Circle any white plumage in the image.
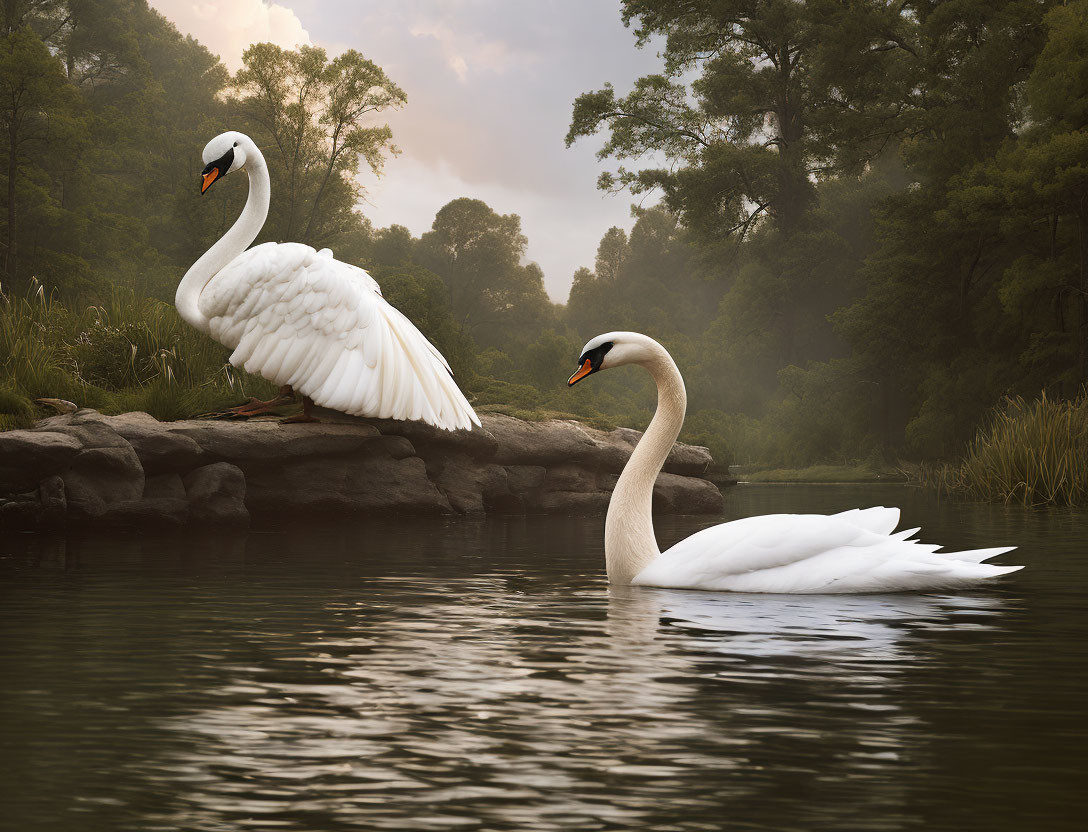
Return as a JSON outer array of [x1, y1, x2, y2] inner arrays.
[[567, 331, 1024, 593], [204, 242, 476, 430], [634, 506, 1021, 593], [177, 131, 479, 432]]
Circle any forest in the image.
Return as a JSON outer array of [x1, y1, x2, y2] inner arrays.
[[2, 0, 1087, 501]]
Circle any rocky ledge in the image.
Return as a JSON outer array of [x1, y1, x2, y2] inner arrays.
[[0, 408, 724, 530]]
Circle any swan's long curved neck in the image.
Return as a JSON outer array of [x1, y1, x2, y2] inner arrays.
[[605, 344, 687, 584], [175, 150, 269, 333]]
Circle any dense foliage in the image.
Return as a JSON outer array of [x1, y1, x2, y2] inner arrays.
[[3, 0, 1088, 494], [566, 0, 1088, 474]]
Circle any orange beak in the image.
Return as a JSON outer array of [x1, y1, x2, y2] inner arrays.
[[568, 359, 593, 386], [201, 168, 219, 194]]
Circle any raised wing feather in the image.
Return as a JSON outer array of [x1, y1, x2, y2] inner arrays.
[[199, 242, 479, 431]]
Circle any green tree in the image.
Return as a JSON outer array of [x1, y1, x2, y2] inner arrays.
[[988, 0, 1088, 384], [370, 223, 413, 267], [832, 0, 1061, 454], [232, 43, 405, 247], [0, 24, 81, 296], [566, 0, 915, 241], [417, 197, 553, 348], [566, 226, 628, 337]]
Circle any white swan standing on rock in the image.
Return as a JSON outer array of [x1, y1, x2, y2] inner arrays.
[[177, 131, 479, 430], [567, 331, 1024, 593]]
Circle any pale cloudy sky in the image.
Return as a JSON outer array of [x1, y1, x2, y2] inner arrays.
[[148, 0, 664, 301]]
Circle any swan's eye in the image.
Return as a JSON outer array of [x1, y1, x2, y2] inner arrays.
[[233, 142, 238, 147]]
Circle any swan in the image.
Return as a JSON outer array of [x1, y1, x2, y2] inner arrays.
[[567, 331, 1024, 593], [177, 131, 479, 430]]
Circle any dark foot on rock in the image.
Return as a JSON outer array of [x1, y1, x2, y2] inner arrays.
[[198, 386, 296, 419], [280, 395, 319, 424]]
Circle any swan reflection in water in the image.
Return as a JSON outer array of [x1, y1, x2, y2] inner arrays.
[[146, 578, 1011, 831], [608, 584, 1007, 660]]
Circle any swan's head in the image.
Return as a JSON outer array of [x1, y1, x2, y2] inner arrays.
[[199, 131, 254, 195], [568, 331, 661, 386]]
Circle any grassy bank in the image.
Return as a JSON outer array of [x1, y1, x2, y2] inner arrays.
[[0, 285, 277, 430], [914, 393, 1088, 507]]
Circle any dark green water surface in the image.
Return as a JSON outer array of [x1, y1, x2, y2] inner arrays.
[[1, 484, 1085, 831]]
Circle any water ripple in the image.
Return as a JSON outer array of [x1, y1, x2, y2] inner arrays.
[[2, 487, 1086, 831]]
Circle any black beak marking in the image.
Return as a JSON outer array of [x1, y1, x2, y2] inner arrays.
[[568, 341, 613, 387], [200, 146, 235, 195]]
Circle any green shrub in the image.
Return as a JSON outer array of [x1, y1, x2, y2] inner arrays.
[[917, 393, 1088, 506], [0, 284, 276, 429]]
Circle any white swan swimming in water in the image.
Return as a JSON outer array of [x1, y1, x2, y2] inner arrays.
[[177, 130, 479, 430], [568, 331, 1024, 593]]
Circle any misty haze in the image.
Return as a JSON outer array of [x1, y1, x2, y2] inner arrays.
[[1, 2, 1086, 830]]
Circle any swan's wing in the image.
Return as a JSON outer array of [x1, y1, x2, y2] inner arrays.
[[634, 509, 1022, 593], [637, 513, 880, 587], [202, 242, 479, 431], [831, 506, 900, 534]]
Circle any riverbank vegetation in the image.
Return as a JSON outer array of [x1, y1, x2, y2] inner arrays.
[[913, 395, 1088, 506], [0, 284, 276, 429], [3, 0, 1088, 502]]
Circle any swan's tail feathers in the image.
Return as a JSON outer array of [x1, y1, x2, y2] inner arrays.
[[836, 506, 901, 535], [934, 546, 1023, 586], [986, 564, 1025, 576], [943, 545, 1018, 564], [948, 561, 1024, 583], [888, 527, 921, 542]]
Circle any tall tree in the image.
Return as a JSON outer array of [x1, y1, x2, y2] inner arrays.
[[417, 197, 553, 348], [986, 0, 1088, 385], [0, 17, 80, 296], [232, 43, 405, 246], [566, 226, 628, 337], [566, 0, 916, 241], [833, 0, 1060, 454]]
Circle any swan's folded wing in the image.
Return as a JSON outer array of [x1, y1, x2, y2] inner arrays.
[[831, 506, 900, 535], [635, 513, 881, 590], [203, 243, 479, 431], [634, 509, 1021, 593]]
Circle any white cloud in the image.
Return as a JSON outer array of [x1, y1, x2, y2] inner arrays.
[[150, 0, 311, 70], [408, 17, 527, 82], [152, 0, 666, 300]]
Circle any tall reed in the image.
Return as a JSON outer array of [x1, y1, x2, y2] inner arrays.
[[1, 283, 275, 427], [917, 393, 1088, 507]]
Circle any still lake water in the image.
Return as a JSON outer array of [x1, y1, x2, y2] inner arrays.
[[1, 484, 1085, 831]]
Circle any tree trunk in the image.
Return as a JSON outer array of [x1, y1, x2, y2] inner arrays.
[[302, 130, 343, 243]]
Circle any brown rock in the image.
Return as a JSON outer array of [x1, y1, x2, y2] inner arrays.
[[597, 426, 712, 475], [484, 414, 600, 467], [242, 454, 450, 516], [543, 463, 601, 492], [505, 465, 546, 494], [38, 475, 66, 526], [651, 472, 725, 514], [0, 498, 42, 528], [169, 420, 412, 462], [530, 490, 611, 514], [143, 473, 187, 501], [0, 430, 82, 492], [109, 413, 206, 475], [183, 463, 248, 527], [61, 445, 144, 520], [426, 451, 509, 514]]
